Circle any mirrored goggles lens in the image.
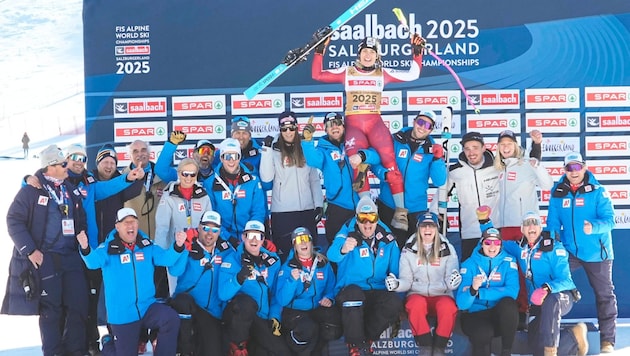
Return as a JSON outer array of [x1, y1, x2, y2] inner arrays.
[[197, 146, 214, 155], [293, 234, 312, 245], [415, 117, 434, 130], [245, 232, 264, 241], [357, 212, 379, 224], [221, 152, 241, 161], [325, 118, 344, 128], [201, 225, 220, 233], [181, 171, 197, 178], [483, 239, 502, 246], [565, 163, 584, 172], [522, 218, 541, 226], [68, 154, 87, 163], [280, 126, 297, 132]]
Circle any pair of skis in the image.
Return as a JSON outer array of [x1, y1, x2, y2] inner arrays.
[[243, 0, 376, 100]]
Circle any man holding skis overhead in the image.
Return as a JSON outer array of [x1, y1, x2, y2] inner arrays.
[[312, 32, 425, 232]]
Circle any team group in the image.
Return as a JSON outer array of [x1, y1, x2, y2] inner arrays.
[[2, 33, 617, 356]]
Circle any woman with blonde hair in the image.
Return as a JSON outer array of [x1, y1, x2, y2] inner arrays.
[[387, 212, 460, 356]]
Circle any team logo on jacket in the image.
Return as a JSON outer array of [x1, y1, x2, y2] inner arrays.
[[236, 190, 246, 198], [331, 151, 341, 160], [562, 199, 571, 208], [193, 202, 202, 211], [398, 149, 408, 158], [135, 252, 144, 261], [222, 191, 231, 200], [490, 272, 502, 281], [507, 172, 517, 181], [215, 256, 222, 264], [120, 254, 131, 264], [575, 198, 584, 206], [38, 196, 49, 205], [533, 251, 542, 260], [317, 272, 324, 280], [178, 203, 185, 212], [413, 153, 423, 162], [360, 248, 369, 257]]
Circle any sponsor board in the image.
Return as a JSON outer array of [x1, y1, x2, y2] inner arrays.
[[466, 113, 520, 134], [231, 94, 285, 115], [541, 161, 569, 181], [525, 112, 580, 133], [467, 89, 520, 110], [407, 113, 462, 136], [537, 189, 551, 207], [586, 160, 630, 181], [585, 111, 630, 131], [381, 115, 404, 133], [113, 97, 167, 118], [407, 90, 462, 111], [172, 145, 196, 165], [585, 86, 630, 107], [290, 92, 344, 112], [481, 136, 520, 154], [114, 45, 151, 55], [529, 136, 581, 159], [381, 91, 402, 112], [171, 95, 226, 117], [613, 209, 630, 230], [249, 117, 282, 138], [114, 121, 168, 142], [172, 119, 226, 140], [296, 116, 326, 139], [114, 145, 163, 167], [601, 184, 630, 206], [585, 136, 630, 157], [524, 88, 580, 109]]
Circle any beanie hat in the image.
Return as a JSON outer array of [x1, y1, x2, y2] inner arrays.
[[96, 144, 118, 165], [482, 227, 501, 240], [498, 130, 517, 143], [355, 196, 378, 215], [220, 138, 241, 155], [40, 145, 65, 169], [231, 116, 251, 133], [460, 132, 484, 146], [278, 111, 298, 127], [64, 143, 87, 158]]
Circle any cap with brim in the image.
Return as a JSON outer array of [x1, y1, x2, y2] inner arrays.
[[40, 145, 66, 169], [521, 211, 542, 226], [291, 227, 312, 244], [417, 212, 438, 226], [415, 110, 437, 124], [200, 211, 221, 226], [64, 143, 87, 158], [220, 138, 241, 155], [323, 112, 343, 125], [460, 132, 485, 146], [564, 152, 584, 166], [482, 227, 501, 240], [231, 116, 251, 133], [498, 130, 517, 143], [195, 139, 215, 150], [244, 220, 265, 233], [116, 207, 138, 222]]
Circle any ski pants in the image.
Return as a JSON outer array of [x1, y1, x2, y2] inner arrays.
[[460, 297, 519, 356], [324, 203, 355, 246], [102, 302, 180, 356], [569, 255, 617, 345], [169, 292, 224, 356], [344, 113, 403, 195], [335, 284, 403, 345], [222, 294, 291, 355], [281, 305, 343, 354], [38, 251, 88, 356], [528, 291, 579, 356], [405, 294, 457, 340]]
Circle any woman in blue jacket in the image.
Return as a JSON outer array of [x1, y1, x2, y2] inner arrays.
[[456, 228, 520, 356]]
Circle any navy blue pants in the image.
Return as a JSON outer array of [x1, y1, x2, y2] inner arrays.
[[102, 302, 180, 356], [528, 291, 579, 355], [38, 252, 88, 356], [569, 255, 617, 344], [281, 305, 343, 354], [170, 292, 224, 356]]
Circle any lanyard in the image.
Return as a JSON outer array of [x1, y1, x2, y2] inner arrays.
[[144, 170, 153, 192], [478, 264, 500, 288], [301, 256, 320, 282], [524, 240, 541, 281], [183, 198, 192, 228], [44, 184, 69, 216], [215, 175, 242, 205]]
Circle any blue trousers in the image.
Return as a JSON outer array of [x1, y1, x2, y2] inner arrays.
[[569, 255, 617, 344], [102, 302, 180, 356], [528, 291, 579, 355]]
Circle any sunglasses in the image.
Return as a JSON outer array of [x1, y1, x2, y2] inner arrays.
[[418, 222, 436, 229], [221, 152, 241, 161], [357, 212, 379, 224], [180, 171, 197, 178], [415, 117, 434, 130], [565, 163, 584, 172], [201, 225, 220, 233], [68, 154, 87, 163], [293, 234, 312, 245], [483, 239, 502, 246], [522, 218, 541, 226], [280, 126, 297, 132], [197, 146, 214, 156], [325, 118, 344, 128], [245, 232, 264, 241], [53, 161, 68, 168]]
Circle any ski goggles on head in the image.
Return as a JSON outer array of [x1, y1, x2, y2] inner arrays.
[[197, 146, 214, 156], [68, 154, 87, 163], [180, 171, 197, 178], [414, 117, 434, 130], [245, 232, 264, 241], [564, 163, 584, 172], [482, 239, 502, 246], [293, 233, 312, 245], [201, 225, 220, 233], [280, 125, 297, 132], [221, 152, 241, 161], [357, 212, 379, 224]]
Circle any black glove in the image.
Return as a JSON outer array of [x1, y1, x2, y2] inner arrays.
[[237, 254, 254, 284], [169, 130, 187, 145], [263, 135, 274, 148], [347, 231, 363, 246], [314, 207, 323, 223], [411, 33, 426, 56], [313, 26, 332, 55]]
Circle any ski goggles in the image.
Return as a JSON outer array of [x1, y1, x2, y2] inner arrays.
[[280, 125, 297, 132], [180, 171, 197, 178], [483, 239, 502, 246], [565, 163, 584, 172], [357, 212, 379, 224], [414, 117, 434, 130], [201, 225, 220, 233], [522, 218, 541, 226], [245, 232, 264, 241], [293, 233, 312, 245], [325, 118, 344, 128], [221, 152, 241, 161], [67, 154, 87, 163], [197, 146, 214, 156]]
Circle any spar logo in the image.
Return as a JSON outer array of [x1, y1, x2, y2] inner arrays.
[[234, 99, 274, 109], [349, 79, 377, 86], [116, 151, 157, 161], [469, 118, 516, 129], [176, 125, 215, 134], [545, 166, 565, 177], [527, 117, 577, 128], [591, 165, 628, 175], [114, 97, 167, 118], [587, 142, 628, 151], [409, 95, 449, 105], [609, 190, 628, 200], [586, 92, 627, 101], [116, 127, 165, 137], [174, 101, 213, 111], [527, 94, 571, 103]]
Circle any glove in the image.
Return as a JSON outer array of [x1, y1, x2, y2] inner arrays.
[[313, 26, 332, 55], [271, 318, 282, 336], [347, 231, 363, 246], [431, 143, 444, 160], [169, 130, 186, 145], [385, 169, 402, 183], [237, 254, 254, 284], [314, 37, 331, 55], [476, 205, 491, 221], [314, 207, 323, 223], [530, 287, 549, 306], [411, 33, 426, 56], [262, 135, 274, 148], [385, 273, 399, 291], [447, 269, 462, 290], [302, 123, 315, 141]]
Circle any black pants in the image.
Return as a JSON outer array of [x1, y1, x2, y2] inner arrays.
[[460, 297, 519, 356], [169, 292, 224, 356], [281, 306, 343, 355], [460, 238, 481, 262], [324, 203, 355, 246], [85, 268, 103, 348], [335, 285, 403, 345]]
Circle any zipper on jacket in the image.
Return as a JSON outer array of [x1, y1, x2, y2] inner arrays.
[[132, 255, 141, 320]]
